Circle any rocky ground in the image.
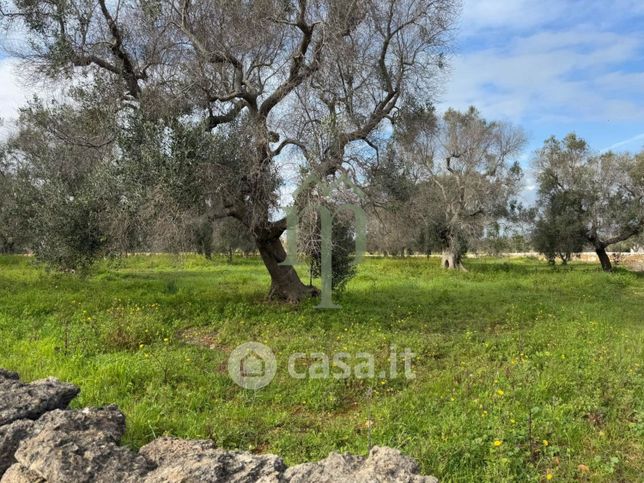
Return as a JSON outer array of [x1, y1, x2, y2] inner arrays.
[[0, 369, 437, 482]]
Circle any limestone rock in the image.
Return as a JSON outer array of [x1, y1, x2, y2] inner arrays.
[[4, 406, 152, 483], [140, 437, 285, 483], [284, 446, 438, 483], [1, 465, 45, 483], [0, 420, 36, 475], [0, 370, 439, 483], [0, 377, 79, 426]]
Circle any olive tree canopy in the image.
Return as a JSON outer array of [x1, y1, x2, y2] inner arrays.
[[398, 106, 525, 270], [533, 134, 644, 271], [1, 0, 459, 300]]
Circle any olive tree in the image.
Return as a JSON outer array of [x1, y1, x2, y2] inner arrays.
[[1, 79, 258, 266], [2, 0, 458, 300], [404, 107, 525, 270], [533, 134, 644, 271], [1, 95, 119, 270], [532, 191, 586, 265]]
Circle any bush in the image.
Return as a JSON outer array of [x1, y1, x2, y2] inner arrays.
[[306, 210, 358, 292]]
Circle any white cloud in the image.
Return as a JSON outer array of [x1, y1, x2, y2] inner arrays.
[[439, 27, 644, 124], [459, 0, 565, 32], [459, 0, 644, 35]]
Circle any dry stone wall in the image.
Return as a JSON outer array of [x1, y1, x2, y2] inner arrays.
[[0, 370, 437, 483]]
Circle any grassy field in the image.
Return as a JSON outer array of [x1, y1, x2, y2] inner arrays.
[[0, 254, 642, 482]]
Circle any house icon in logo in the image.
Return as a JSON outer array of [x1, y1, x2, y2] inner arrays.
[[240, 350, 266, 377], [228, 342, 277, 390]]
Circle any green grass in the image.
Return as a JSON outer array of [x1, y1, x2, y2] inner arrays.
[[0, 254, 642, 482]]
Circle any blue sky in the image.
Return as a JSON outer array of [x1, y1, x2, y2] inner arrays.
[[438, 0, 644, 159], [429, 0, 644, 198], [2, 0, 644, 196]]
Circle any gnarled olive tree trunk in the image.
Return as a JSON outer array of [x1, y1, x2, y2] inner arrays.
[[594, 245, 612, 272], [441, 250, 467, 271], [256, 236, 318, 302], [441, 237, 467, 271]]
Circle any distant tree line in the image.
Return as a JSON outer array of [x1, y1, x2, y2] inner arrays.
[[2, 97, 641, 276], [0, 0, 642, 303], [363, 123, 644, 273]]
